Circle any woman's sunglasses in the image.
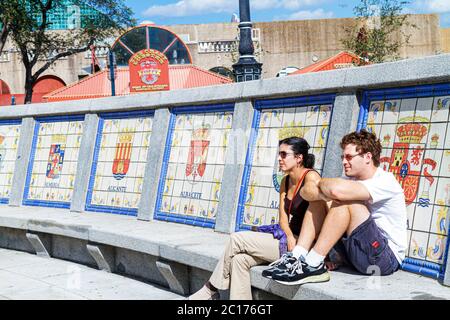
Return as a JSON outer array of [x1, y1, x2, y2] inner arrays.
[[278, 151, 295, 159]]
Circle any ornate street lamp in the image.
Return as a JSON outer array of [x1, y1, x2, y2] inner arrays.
[[107, 50, 117, 96], [232, 0, 262, 82]]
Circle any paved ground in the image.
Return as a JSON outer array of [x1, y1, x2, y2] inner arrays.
[[0, 248, 185, 300]]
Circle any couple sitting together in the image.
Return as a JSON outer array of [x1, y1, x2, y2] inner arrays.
[[190, 130, 407, 300]]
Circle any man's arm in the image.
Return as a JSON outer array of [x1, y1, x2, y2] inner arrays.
[[318, 178, 371, 202], [299, 171, 323, 202]]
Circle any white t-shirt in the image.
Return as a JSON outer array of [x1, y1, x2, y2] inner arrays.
[[356, 167, 407, 264]]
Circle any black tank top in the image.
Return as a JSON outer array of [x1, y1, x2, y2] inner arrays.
[[284, 175, 310, 236]]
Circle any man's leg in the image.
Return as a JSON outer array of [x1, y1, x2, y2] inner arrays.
[[272, 202, 370, 285], [312, 202, 370, 257]]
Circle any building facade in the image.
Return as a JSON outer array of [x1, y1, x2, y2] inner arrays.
[[0, 14, 445, 104]]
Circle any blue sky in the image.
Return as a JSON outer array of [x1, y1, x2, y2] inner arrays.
[[124, 0, 450, 27]]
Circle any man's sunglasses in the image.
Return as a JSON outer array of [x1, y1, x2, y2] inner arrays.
[[341, 153, 364, 161]]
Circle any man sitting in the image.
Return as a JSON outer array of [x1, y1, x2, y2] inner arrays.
[[271, 130, 407, 285]]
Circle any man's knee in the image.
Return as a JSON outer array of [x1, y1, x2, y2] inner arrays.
[[330, 201, 368, 213]]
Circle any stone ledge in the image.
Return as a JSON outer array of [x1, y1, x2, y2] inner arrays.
[[1, 206, 449, 300]]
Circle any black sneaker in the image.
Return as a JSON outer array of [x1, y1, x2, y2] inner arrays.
[[262, 252, 297, 279], [272, 259, 330, 285]]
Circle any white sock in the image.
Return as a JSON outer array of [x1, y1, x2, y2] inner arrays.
[[305, 249, 326, 267], [291, 245, 308, 259]]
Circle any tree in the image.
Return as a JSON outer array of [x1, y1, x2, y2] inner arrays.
[[4, 0, 135, 103], [342, 0, 417, 65], [0, 0, 15, 53]]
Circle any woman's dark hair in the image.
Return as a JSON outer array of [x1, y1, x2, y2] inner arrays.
[[279, 136, 315, 169]]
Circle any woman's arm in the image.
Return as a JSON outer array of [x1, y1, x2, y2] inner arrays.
[[278, 176, 297, 251]]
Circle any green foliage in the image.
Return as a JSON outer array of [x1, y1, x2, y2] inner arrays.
[[1, 0, 136, 103], [342, 0, 417, 65]]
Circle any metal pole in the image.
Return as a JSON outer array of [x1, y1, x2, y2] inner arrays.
[[109, 51, 116, 96], [232, 0, 262, 82]]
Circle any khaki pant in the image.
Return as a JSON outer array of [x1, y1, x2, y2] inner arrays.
[[209, 231, 280, 300]]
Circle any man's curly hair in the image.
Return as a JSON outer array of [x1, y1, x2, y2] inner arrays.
[[340, 129, 382, 167]]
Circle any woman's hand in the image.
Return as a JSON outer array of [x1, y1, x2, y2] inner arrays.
[[287, 235, 297, 252]]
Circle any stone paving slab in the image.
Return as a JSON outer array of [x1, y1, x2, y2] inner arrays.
[[0, 249, 184, 300]]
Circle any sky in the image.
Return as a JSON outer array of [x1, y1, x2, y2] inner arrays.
[[124, 0, 450, 27]]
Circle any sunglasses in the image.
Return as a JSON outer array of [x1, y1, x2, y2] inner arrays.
[[278, 151, 295, 159], [341, 153, 364, 161]]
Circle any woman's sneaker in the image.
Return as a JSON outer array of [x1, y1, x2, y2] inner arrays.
[[262, 252, 298, 279], [272, 259, 330, 285]]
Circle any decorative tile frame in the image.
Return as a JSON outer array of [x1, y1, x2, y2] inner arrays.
[[361, 83, 450, 280], [154, 103, 235, 228], [22, 115, 85, 209], [0, 119, 22, 204], [85, 110, 154, 216], [235, 94, 336, 231]]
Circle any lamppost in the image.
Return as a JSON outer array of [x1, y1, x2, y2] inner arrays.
[[107, 50, 117, 96], [232, 0, 262, 82]]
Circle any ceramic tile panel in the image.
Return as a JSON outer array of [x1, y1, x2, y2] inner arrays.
[[157, 110, 234, 225], [382, 100, 401, 124], [24, 119, 84, 206], [365, 85, 450, 273], [239, 101, 333, 230], [430, 96, 450, 123], [398, 98, 417, 120], [0, 123, 21, 202], [426, 232, 447, 264], [87, 115, 153, 213], [409, 231, 429, 261]]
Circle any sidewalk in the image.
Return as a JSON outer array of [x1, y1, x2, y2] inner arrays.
[[0, 248, 183, 300], [1, 206, 450, 300]]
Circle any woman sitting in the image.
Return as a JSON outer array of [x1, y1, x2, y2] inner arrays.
[[189, 136, 328, 300]]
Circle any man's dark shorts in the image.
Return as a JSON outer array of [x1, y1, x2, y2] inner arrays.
[[334, 217, 400, 276]]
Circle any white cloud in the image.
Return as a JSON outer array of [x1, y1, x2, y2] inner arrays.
[[144, 0, 235, 17], [281, 0, 326, 11], [252, 0, 281, 11], [143, 0, 328, 18], [414, 0, 450, 13], [283, 8, 334, 20]]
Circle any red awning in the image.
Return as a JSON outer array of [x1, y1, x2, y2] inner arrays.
[[44, 65, 232, 102], [290, 51, 363, 75]]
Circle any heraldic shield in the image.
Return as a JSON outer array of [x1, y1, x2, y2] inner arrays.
[[46, 144, 65, 180], [113, 133, 133, 181], [380, 121, 436, 206], [186, 127, 210, 182]]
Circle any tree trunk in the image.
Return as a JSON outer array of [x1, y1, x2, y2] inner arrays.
[[24, 70, 34, 104]]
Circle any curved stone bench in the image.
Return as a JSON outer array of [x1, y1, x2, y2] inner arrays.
[[0, 206, 449, 300]]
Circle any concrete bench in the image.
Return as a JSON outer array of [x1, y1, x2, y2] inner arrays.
[[0, 206, 449, 300]]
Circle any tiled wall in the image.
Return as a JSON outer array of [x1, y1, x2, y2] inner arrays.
[[236, 95, 335, 231], [364, 84, 450, 277], [0, 121, 21, 203], [86, 112, 153, 215], [155, 105, 234, 228], [23, 117, 84, 208]]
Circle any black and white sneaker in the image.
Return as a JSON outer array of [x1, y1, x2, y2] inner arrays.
[[262, 252, 297, 279], [272, 258, 330, 285]]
